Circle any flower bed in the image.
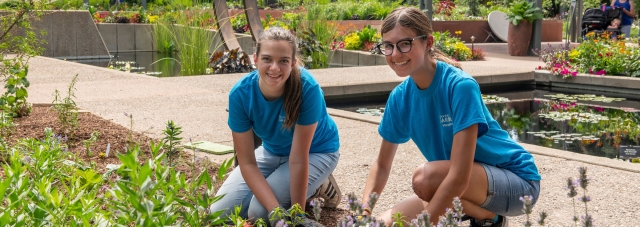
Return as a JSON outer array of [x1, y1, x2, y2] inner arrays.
[[537, 32, 640, 79]]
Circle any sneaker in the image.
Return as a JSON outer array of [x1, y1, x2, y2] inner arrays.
[[469, 215, 508, 227], [308, 174, 342, 208]]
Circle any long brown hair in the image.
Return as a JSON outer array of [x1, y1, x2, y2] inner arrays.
[[255, 27, 304, 130], [381, 7, 462, 69]]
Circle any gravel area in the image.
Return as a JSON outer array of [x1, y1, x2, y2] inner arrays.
[[330, 116, 640, 226]]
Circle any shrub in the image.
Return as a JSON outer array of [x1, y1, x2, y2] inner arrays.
[[344, 32, 363, 50]]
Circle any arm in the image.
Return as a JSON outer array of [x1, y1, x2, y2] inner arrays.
[[425, 124, 478, 223], [627, 0, 636, 17], [361, 139, 399, 215], [289, 123, 318, 211], [233, 130, 280, 212]]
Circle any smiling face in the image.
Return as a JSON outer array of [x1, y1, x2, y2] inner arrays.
[[254, 40, 297, 99], [382, 26, 433, 78]]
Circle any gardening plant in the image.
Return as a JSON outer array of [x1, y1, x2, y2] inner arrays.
[[1, 0, 46, 117], [83, 131, 100, 157], [162, 120, 183, 165], [52, 74, 79, 138], [0, 108, 16, 140]]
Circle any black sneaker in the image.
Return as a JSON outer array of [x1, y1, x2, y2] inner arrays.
[[469, 215, 508, 227]]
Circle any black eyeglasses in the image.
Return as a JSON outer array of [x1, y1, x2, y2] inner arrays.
[[376, 35, 428, 56]]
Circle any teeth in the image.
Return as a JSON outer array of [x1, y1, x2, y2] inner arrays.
[[394, 61, 408, 65], [267, 73, 280, 78]]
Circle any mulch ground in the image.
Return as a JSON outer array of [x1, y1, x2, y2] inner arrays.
[[2, 105, 350, 226]]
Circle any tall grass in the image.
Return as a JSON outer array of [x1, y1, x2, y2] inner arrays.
[[154, 21, 177, 53], [300, 4, 342, 69], [173, 24, 216, 76], [152, 7, 221, 76]]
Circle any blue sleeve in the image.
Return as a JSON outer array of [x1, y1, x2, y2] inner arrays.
[[378, 90, 410, 144], [228, 90, 252, 133], [451, 79, 488, 137], [297, 82, 324, 125]]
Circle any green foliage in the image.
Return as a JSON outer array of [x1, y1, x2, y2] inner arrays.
[[307, 1, 402, 20], [1, 0, 45, 117], [357, 25, 377, 43], [296, 4, 341, 69], [0, 110, 16, 140], [298, 30, 330, 69], [392, 212, 407, 227], [433, 31, 473, 61], [153, 22, 176, 53], [52, 74, 79, 138], [506, 0, 543, 25], [162, 120, 183, 165], [539, 33, 640, 77], [83, 131, 100, 157], [505, 108, 532, 134], [0, 126, 231, 226]]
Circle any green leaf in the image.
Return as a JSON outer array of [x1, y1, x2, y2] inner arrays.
[[21, 78, 29, 87], [16, 88, 27, 99], [6, 96, 16, 105]]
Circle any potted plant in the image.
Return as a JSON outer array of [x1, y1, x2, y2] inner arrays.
[[505, 0, 543, 56]]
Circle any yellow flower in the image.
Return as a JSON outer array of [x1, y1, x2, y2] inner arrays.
[[455, 30, 462, 35]]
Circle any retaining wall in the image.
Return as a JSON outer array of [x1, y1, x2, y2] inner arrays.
[[95, 24, 256, 55], [2, 10, 110, 59]]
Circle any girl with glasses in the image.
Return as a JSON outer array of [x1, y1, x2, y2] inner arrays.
[[360, 6, 541, 227], [210, 27, 340, 226]]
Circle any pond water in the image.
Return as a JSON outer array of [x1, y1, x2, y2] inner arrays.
[[328, 90, 640, 159], [72, 52, 183, 77], [71, 51, 343, 77]]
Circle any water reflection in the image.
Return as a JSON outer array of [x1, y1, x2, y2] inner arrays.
[[332, 92, 640, 159], [488, 98, 640, 159], [71, 52, 182, 77]]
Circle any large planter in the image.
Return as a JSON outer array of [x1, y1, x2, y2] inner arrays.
[[508, 20, 533, 56]]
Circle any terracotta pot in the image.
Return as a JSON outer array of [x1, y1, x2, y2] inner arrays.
[[507, 20, 533, 56]]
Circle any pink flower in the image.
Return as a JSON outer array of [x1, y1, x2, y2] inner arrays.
[[572, 71, 578, 76]]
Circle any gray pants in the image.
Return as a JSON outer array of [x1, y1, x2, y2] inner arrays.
[[209, 146, 340, 222]]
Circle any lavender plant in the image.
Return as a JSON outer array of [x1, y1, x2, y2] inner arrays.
[[311, 197, 323, 221], [577, 167, 593, 227], [521, 195, 534, 227], [436, 197, 464, 227], [566, 177, 579, 226]]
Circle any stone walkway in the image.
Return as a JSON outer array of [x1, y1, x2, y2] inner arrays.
[[26, 52, 640, 225]]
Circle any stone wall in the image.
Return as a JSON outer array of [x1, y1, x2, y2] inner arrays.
[[5, 10, 111, 59], [95, 24, 256, 54]]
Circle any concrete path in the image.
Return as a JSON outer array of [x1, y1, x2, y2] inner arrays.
[[25, 52, 640, 225]]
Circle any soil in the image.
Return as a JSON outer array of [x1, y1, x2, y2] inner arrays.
[[3, 105, 350, 226]]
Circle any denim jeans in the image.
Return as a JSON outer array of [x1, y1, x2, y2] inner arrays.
[[209, 146, 340, 222], [621, 25, 631, 39], [479, 163, 541, 216]]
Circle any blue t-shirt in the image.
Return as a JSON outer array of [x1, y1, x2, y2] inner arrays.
[[228, 67, 340, 156], [614, 0, 633, 26], [378, 61, 541, 181]]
